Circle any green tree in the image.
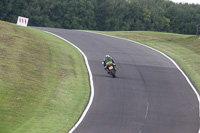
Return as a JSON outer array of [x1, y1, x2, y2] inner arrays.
[[63, 0, 96, 30], [0, 0, 10, 20], [0, 0, 200, 34]]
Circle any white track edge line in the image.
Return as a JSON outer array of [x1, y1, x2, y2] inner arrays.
[[43, 31, 94, 133], [80, 30, 200, 132]]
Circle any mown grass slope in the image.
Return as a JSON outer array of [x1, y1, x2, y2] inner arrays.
[[0, 21, 89, 133], [97, 31, 200, 91]]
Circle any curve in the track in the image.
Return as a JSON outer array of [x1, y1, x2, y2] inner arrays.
[[34, 27, 199, 133]]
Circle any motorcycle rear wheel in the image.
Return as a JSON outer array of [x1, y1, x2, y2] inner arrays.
[[110, 69, 116, 78]]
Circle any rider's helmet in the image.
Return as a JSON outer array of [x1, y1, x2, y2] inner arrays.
[[105, 55, 110, 58]]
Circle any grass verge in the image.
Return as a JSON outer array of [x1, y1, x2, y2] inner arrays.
[[0, 21, 89, 133], [95, 31, 200, 91]]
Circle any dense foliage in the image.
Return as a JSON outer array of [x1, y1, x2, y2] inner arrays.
[[1, 0, 200, 34]]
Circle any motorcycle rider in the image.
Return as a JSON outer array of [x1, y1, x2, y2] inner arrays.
[[103, 55, 115, 71]]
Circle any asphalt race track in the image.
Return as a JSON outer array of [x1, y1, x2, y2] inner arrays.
[[34, 27, 199, 133]]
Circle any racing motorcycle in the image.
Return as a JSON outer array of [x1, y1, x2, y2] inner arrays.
[[102, 62, 116, 78]]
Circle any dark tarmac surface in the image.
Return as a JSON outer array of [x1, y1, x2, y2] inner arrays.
[[34, 27, 199, 133]]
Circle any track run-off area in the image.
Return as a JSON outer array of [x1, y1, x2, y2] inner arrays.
[[34, 27, 200, 133]]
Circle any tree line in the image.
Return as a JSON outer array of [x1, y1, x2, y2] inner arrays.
[[1, 0, 200, 35]]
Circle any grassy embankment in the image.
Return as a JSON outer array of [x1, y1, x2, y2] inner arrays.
[[0, 21, 89, 133], [96, 31, 200, 91]]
